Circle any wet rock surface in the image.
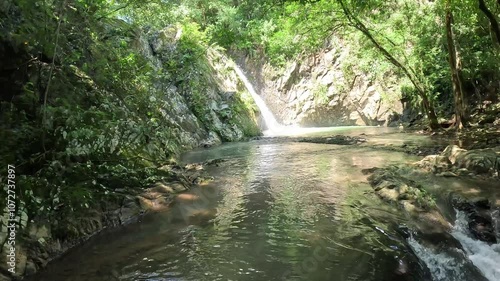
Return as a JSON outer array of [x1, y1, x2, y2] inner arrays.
[[416, 145, 500, 179], [450, 194, 498, 243], [252, 134, 369, 146], [364, 164, 497, 281], [364, 166, 451, 234], [367, 167, 433, 209], [296, 135, 367, 145], [379, 144, 446, 157]]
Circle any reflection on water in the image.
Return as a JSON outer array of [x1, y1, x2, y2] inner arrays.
[[263, 125, 395, 137], [30, 137, 430, 281], [37, 124, 500, 281]]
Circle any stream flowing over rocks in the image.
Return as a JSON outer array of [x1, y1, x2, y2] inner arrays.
[[2, 1, 500, 281], [20, 128, 500, 281]]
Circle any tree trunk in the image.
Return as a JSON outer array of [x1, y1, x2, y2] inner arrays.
[[478, 0, 500, 46], [445, 2, 467, 129], [337, 0, 439, 129]]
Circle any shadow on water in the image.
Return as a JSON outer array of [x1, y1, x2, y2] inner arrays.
[[26, 128, 495, 281]]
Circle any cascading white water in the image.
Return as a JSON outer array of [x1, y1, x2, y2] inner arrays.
[[451, 211, 500, 281], [407, 237, 468, 281], [232, 64, 282, 134], [232, 63, 386, 136], [408, 211, 500, 281]]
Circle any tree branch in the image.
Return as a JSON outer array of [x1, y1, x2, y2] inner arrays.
[[336, 0, 438, 129], [42, 0, 67, 150], [478, 0, 500, 46]]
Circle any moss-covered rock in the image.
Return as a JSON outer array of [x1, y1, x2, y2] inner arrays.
[[297, 135, 367, 145], [365, 166, 451, 234], [416, 145, 500, 178], [367, 166, 436, 211]]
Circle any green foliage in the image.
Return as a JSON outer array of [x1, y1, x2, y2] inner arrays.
[[0, 0, 188, 224], [0, 0, 238, 225], [408, 183, 437, 210], [312, 83, 329, 105], [1, 0, 263, 229], [230, 90, 261, 137], [119, 0, 500, 104], [154, 0, 500, 123], [2, 0, 499, 242]]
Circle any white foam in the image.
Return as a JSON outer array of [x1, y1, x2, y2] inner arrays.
[[451, 211, 500, 281], [233, 65, 282, 134], [407, 238, 467, 281]]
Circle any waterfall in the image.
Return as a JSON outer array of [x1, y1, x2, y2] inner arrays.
[[232, 64, 282, 134], [407, 237, 469, 281], [408, 211, 500, 281], [451, 211, 500, 281]]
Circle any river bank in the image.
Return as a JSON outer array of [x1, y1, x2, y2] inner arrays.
[[0, 159, 226, 280]]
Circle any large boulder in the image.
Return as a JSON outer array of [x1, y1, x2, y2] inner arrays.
[[454, 149, 498, 175], [441, 145, 466, 164], [150, 25, 182, 54], [415, 145, 500, 178], [416, 155, 451, 173]]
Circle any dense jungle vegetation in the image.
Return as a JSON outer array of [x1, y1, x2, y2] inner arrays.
[[0, 0, 499, 252]]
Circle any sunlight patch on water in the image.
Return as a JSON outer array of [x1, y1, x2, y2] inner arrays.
[[263, 125, 383, 137]]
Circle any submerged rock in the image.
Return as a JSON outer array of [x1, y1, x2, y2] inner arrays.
[[297, 135, 367, 145], [366, 166, 451, 234]]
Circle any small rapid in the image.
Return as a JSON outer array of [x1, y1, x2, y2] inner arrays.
[[451, 211, 500, 280], [407, 237, 471, 281], [408, 210, 500, 281]]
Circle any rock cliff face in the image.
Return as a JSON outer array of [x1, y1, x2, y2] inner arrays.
[[0, 20, 260, 154], [132, 25, 260, 148], [235, 38, 404, 127]]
